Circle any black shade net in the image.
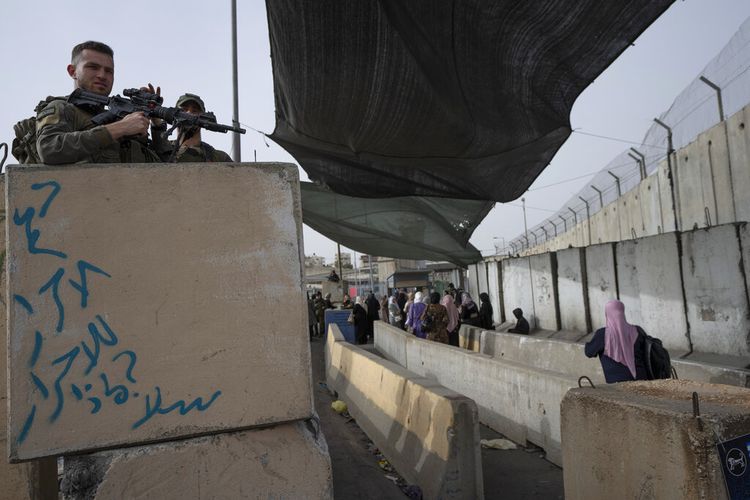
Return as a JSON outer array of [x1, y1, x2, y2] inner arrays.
[[300, 182, 493, 267], [267, 0, 674, 202]]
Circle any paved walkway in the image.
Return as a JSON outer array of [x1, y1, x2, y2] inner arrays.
[[309, 336, 564, 499]]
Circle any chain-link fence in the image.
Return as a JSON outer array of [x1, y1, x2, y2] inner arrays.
[[509, 17, 750, 254]]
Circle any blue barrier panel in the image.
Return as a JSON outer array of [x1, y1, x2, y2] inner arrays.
[[325, 309, 356, 343]]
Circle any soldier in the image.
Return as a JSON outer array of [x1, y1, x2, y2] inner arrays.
[[152, 93, 232, 162], [34, 40, 159, 164]]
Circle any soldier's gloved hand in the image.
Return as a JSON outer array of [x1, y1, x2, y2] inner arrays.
[[104, 112, 150, 140], [141, 83, 164, 127]]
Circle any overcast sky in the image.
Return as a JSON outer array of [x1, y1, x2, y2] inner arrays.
[[3, 1, 750, 264]]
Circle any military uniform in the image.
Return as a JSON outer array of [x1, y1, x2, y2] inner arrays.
[[151, 92, 233, 163], [35, 97, 160, 165]]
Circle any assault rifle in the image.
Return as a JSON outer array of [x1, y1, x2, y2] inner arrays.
[[68, 88, 246, 135]]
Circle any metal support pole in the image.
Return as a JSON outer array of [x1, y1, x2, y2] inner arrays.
[[568, 207, 577, 225], [549, 221, 558, 238], [559, 215, 567, 233], [629, 148, 647, 179], [230, 0, 241, 161], [699, 76, 725, 121], [368, 254, 374, 292], [579, 196, 591, 245], [531, 232, 538, 246], [541, 227, 549, 241], [607, 171, 621, 198], [590, 185, 604, 208], [654, 118, 680, 232], [521, 197, 529, 243], [337, 243, 344, 284], [698, 77, 738, 222]]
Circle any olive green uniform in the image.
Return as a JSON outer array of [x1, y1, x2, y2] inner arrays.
[[151, 126, 232, 163], [35, 97, 159, 164]]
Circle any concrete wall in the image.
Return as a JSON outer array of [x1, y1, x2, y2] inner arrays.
[[615, 232, 690, 353], [681, 224, 750, 356], [61, 421, 333, 500], [584, 243, 617, 332], [6, 163, 313, 461], [555, 248, 588, 332], [517, 102, 750, 256], [327, 325, 483, 500], [562, 380, 750, 500], [375, 322, 575, 466]]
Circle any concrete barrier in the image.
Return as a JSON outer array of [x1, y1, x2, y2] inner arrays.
[[376, 322, 577, 466], [61, 420, 333, 499], [458, 324, 482, 352], [326, 324, 483, 500], [6, 163, 313, 461], [477, 329, 750, 388], [562, 380, 750, 500]]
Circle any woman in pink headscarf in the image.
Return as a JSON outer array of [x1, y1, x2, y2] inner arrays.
[[441, 291, 461, 346], [585, 300, 648, 383]]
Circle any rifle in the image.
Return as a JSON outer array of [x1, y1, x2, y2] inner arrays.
[[68, 88, 246, 135]]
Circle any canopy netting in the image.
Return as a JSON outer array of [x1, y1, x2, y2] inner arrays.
[[300, 182, 493, 267], [268, 0, 674, 202]]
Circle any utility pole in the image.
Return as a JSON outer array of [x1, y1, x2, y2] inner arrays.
[[230, 0, 241, 162]]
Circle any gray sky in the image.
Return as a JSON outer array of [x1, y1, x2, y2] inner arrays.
[[3, 1, 750, 264]]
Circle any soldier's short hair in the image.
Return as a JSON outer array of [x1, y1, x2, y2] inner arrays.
[[71, 41, 114, 64]]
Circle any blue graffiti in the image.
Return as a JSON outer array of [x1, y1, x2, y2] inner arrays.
[[14, 294, 33, 315], [71, 384, 83, 401], [80, 316, 119, 375], [29, 331, 43, 368], [13, 207, 67, 259], [17, 405, 36, 444], [87, 397, 102, 414], [132, 386, 222, 429], [50, 347, 80, 423], [68, 260, 111, 308], [100, 373, 129, 405], [112, 350, 137, 383], [31, 181, 61, 218], [38, 268, 65, 333], [30, 372, 49, 399]]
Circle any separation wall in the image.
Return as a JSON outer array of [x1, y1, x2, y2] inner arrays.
[[487, 223, 750, 357]]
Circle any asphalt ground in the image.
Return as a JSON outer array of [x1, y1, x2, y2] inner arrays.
[[309, 336, 565, 499]]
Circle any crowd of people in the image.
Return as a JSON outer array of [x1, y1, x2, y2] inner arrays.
[[308, 283, 506, 347]]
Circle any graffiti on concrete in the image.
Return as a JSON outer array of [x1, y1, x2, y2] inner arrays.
[[13, 180, 222, 444]]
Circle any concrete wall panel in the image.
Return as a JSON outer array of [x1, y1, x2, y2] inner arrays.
[[62, 421, 333, 500], [657, 159, 678, 233], [615, 233, 690, 352], [681, 224, 750, 356], [485, 260, 502, 324], [727, 106, 750, 223], [501, 258, 532, 326], [675, 138, 710, 231], [530, 253, 558, 330], [555, 248, 588, 332], [7, 163, 312, 461], [584, 243, 617, 332]]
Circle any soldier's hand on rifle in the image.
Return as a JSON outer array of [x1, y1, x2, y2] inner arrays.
[[140, 83, 164, 126], [104, 111, 150, 140]]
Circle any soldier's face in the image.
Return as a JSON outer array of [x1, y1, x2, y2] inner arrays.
[[180, 101, 203, 115], [67, 49, 114, 95]]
